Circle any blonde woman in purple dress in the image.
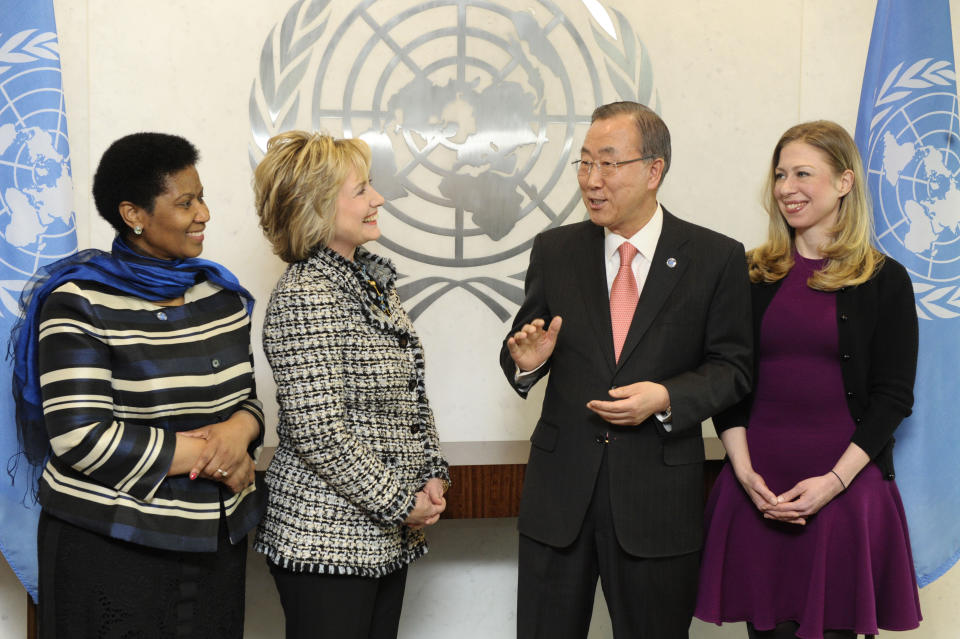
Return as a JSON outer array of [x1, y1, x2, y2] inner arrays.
[[695, 121, 922, 639]]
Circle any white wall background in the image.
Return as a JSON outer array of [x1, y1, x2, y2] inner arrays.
[[1, 0, 958, 637]]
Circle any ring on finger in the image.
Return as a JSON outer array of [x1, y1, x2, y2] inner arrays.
[[217, 468, 229, 478]]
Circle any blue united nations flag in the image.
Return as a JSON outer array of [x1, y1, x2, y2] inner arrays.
[[0, 0, 77, 602], [855, 0, 960, 586]]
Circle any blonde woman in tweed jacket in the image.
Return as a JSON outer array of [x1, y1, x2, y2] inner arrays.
[[253, 130, 450, 639]]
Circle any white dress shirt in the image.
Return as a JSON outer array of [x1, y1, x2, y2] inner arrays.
[[603, 203, 663, 296], [514, 205, 672, 428]]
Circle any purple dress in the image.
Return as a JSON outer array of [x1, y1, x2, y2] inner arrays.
[[695, 255, 922, 638]]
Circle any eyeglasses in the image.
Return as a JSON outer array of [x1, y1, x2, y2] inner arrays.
[[572, 155, 656, 178]]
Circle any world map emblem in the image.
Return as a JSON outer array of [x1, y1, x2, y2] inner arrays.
[[250, 0, 657, 319], [0, 28, 77, 319], [862, 58, 960, 320]]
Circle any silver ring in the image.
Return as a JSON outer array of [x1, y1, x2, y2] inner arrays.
[[217, 468, 228, 478]]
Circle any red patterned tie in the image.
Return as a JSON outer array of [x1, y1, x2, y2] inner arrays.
[[610, 242, 639, 362]]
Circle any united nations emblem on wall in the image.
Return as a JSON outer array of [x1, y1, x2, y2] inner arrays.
[[250, 0, 657, 319], [861, 58, 960, 320]]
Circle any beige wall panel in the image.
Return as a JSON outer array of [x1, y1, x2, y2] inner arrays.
[[799, 1, 873, 128], [639, 0, 802, 249]]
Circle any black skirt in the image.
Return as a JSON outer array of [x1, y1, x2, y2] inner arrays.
[[38, 510, 247, 639]]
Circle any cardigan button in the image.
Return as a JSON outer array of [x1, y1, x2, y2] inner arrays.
[[211, 358, 221, 369], [398, 336, 408, 348], [410, 424, 421, 434], [156, 311, 167, 321]]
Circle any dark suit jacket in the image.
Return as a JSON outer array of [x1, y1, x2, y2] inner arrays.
[[714, 256, 918, 479], [500, 209, 752, 557]]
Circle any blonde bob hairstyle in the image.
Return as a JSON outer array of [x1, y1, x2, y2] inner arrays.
[[749, 120, 884, 291], [254, 131, 371, 263]]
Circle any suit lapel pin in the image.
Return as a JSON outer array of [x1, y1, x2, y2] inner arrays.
[[666, 257, 677, 268]]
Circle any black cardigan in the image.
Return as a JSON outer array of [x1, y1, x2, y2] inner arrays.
[[714, 257, 919, 479]]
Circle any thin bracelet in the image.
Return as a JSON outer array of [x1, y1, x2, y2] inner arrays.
[[830, 469, 847, 490]]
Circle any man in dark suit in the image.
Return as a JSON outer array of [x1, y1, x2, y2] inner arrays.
[[500, 101, 752, 638]]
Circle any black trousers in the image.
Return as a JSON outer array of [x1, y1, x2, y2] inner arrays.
[[38, 510, 246, 639], [517, 450, 699, 639], [269, 561, 408, 639]]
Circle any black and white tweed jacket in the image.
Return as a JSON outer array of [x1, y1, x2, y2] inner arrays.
[[254, 245, 449, 576]]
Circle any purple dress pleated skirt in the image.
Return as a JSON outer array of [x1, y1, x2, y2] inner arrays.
[[695, 255, 922, 639]]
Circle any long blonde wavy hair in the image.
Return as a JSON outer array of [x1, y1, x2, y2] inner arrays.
[[749, 120, 884, 290]]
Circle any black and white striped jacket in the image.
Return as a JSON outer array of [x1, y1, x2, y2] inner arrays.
[[37, 279, 265, 550]]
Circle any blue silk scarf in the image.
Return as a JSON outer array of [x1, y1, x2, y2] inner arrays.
[[9, 236, 255, 474]]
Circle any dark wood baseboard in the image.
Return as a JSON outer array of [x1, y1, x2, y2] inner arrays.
[[442, 463, 526, 519], [27, 594, 36, 639], [441, 458, 725, 519]]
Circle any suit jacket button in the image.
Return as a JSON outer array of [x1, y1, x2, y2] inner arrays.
[[595, 435, 605, 444], [846, 391, 854, 398]]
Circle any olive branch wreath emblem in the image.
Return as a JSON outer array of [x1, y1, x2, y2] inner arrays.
[[866, 58, 960, 320], [248, 0, 656, 320], [247, 0, 330, 169], [0, 29, 60, 77], [0, 28, 63, 317]]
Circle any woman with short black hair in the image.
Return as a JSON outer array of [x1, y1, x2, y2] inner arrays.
[[13, 132, 265, 638]]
